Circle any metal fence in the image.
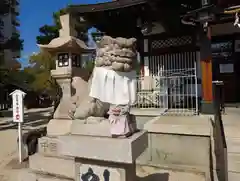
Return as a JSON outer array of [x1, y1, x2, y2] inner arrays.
[[134, 52, 199, 116]]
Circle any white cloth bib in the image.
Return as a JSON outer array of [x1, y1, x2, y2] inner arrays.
[[89, 67, 137, 105]]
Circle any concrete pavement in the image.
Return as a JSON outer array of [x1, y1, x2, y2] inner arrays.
[[0, 107, 53, 181]]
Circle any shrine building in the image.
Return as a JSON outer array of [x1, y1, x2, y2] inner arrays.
[[60, 0, 240, 115]]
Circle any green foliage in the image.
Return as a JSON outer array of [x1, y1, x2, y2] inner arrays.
[[36, 25, 59, 45], [83, 59, 95, 74], [29, 51, 55, 70], [26, 51, 56, 93], [36, 11, 65, 45], [36, 12, 60, 45]]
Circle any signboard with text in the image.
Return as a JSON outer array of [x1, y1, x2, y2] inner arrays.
[[10, 90, 26, 123]]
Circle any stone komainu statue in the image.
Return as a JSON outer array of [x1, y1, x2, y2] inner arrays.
[[69, 36, 138, 137]]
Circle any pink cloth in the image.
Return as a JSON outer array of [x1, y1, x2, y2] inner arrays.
[[109, 114, 131, 136], [108, 105, 131, 136]]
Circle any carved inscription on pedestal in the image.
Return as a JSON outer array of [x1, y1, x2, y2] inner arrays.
[[38, 137, 58, 155], [76, 163, 121, 181]]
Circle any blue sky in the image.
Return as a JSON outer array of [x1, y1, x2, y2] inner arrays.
[[19, 0, 107, 67]]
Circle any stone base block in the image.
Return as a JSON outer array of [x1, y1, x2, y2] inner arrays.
[[47, 119, 73, 136], [18, 170, 74, 181], [29, 153, 75, 179], [58, 131, 148, 164], [75, 158, 136, 181], [38, 137, 60, 156], [201, 101, 214, 114], [71, 119, 111, 137], [71, 116, 138, 137]]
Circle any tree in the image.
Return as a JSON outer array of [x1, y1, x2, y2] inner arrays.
[[0, 0, 23, 84], [24, 51, 61, 110], [33, 11, 63, 109], [36, 10, 63, 45], [0, 0, 23, 52], [26, 51, 55, 92], [36, 10, 89, 45]]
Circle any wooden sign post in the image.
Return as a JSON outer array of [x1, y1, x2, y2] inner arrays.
[[10, 89, 26, 163]]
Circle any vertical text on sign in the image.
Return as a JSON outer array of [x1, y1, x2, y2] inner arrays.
[[10, 90, 26, 123]]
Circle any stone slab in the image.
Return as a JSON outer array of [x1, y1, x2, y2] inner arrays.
[[71, 120, 111, 137], [150, 133, 211, 167], [29, 153, 75, 179], [59, 131, 148, 163], [47, 119, 73, 136], [71, 117, 137, 137], [75, 158, 136, 181], [38, 137, 60, 156], [144, 116, 211, 136], [18, 170, 74, 181], [136, 165, 206, 181], [226, 138, 240, 153], [228, 153, 240, 173], [228, 171, 240, 181]]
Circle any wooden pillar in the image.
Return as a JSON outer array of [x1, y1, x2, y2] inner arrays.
[[200, 27, 214, 114]]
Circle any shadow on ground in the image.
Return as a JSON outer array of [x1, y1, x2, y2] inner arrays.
[[137, 173, 169, 181], [0, 108, 53, 131], [4, 158, 29, 170]]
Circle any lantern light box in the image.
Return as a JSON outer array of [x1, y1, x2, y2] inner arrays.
[[57, 53, 81, 68]]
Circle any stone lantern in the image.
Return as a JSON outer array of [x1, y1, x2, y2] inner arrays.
[[38, 36, 92, 119], [37, 14, 93, 135]]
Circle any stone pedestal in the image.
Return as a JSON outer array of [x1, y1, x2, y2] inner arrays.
[[51, 68, 72, 120], [47, 119, 73, 136], [19, 136, 75, 181], [59, 131, 148, 181], [19, 131, 148, 181], [47, 68, 73, 136]]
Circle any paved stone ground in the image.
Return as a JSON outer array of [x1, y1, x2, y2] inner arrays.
[[0, 107, 53, 181]]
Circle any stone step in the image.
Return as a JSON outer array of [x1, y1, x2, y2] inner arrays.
[[19, 169, 74, 181], [228, 153, 240, 173], [224, 127, 240, 138], [226, 138, 240, 153], [228, 171, 240, 181], [29, 153, 75, 179]]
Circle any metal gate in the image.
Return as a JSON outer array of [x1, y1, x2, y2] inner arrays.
[[135, 34, 199, 115]]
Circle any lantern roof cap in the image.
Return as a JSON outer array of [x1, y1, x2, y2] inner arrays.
[[37, 36, 94, 54]]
